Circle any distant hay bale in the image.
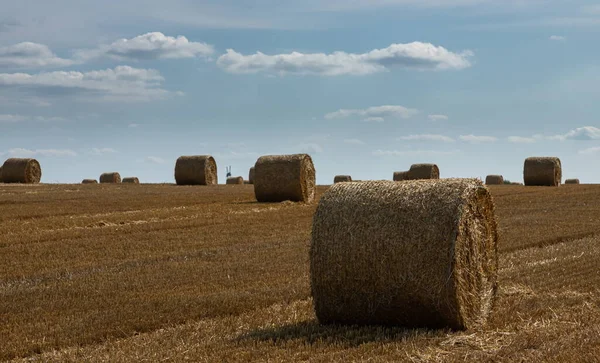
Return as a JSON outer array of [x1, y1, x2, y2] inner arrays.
[[510, 182, 523, 185], [122, 177, 140, 184], [334, 175, 352, 183], [226, 176, 244, 185], [1, 158, 42, 183], [565, 179, 580, 185], [174, 155, 217, 186], [311, 178, 498, 330], [485, 175, 504, 185], [81, 179, 98, 184], [254, 154, 315, 203], [99, 172, 121, 183], [248, 167, 255, 184], [407, 163, 439, 180], [393, 171, 409, 181], [523, 157, 561, 186]]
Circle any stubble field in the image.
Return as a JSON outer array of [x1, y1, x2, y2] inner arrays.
[[1, 183, 600, 362]]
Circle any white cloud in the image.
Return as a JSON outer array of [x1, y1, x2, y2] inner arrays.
[[75, 32, 214, 62], [146, 156, 165, 164], [298, 143, 323, 154], [549, 35, 566, 41], [7, 148, 77, 157], [217, 42, 473, 76], [579, 146, 600, 155], [0, 66, 172, 102], [363, 116, 385, 122], [0, 42, 73, 69], [428, 114, 449, 121], [91, 148, 117, 155], [0, 114, 67, 123], [128, 123, 139, 128], [508, 136, 536, 143], [459, 134, 497, 143], [0, 114, 27, 123], [399, 134, 455, 142], [325, 105, 418, 121], [372, 149, 458, 156], [552, 126, 600, 141], [343, 138, 365, 145]]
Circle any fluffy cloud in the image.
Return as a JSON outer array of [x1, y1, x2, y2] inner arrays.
[[552, 126, 600, 141], [507, 136, 537, 143], [428, 114, 448, 121], [325, 105, 418, 121], [0, 114, 27, 123], [146, 156, 165, 164], [0, 66, 172, 102], [459, 134, 497, 143], [399, 134, 455, 142], [298, 143, 323, 154], [579, 146, 600, 155], [372, 149, 458, 156], [0, 114, 67, 123], [75, 32, 214, 62], [217, 42, 473, 76], [6, 148, 77, 157], [0, 42, 73, 69], [91, 148, 117, 155], [549, 35, 566, 41]]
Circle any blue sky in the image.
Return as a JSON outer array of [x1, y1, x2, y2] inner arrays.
[[1, 0, 600, 184]]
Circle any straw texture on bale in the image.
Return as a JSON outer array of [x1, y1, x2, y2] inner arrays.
[[393, 171, 409, 182], [226, 176, 244, 185], [81, 179, 98, 184], [1, 158, 42, 183], [565, 179, 580, 185], [407, 163, 440, 180], [254, 154, 315, 203], [122, 177, 140, 184], [333, 175, 352, 183], [523, 157, 561, 186], [174, 155, 217, 186], [310, 178, 498, 330], [248, 167, 255, 184], [99, 172, 121, 183], [485, 175, 504, 185]]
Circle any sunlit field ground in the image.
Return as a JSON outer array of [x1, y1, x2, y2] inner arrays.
[[2, 183, 600, 362]]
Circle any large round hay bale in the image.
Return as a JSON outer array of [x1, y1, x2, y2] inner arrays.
[[333, 175, 352, 183], [122, 177, 139, 184], [310, 178, 498, 330], [523, 157, 561, 186], [565, 179, 580, 185], [226, 176, 244, 185], [485, 175, 504, 185], [174, 155, 217, 186], [248, 167, 255, 184], [393, 171, 409, 181], [82, 179, 98, 184], [1, 158, 42, 183], [254, 154, 315, 203], [99, 172, 121, 183], [0, 165, 3, 183], [407, 163, 439, 180], [510, 182, 523, 185]]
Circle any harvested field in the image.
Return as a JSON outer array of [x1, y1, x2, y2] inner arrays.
[[2, 183, 600, 362]]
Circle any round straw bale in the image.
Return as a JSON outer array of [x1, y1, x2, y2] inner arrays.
[[174, 155, 217, 186], [407, 163, 439, 180], [254, 154, 315, 203], [248, 167, 255, 184], [485, 175, 504, 185], [122, 177, 140, 184], [523, 157, 561, 186], [510, 182, 523, 185], [226, 176, 244, 185], [310, 178, 498, 330], [99, 172, 121, 183], [0, 166, 3, 182], [333, 175, 352, 183], [1, 158, 42, 183], [82, 179, 98, 184], [393, 171, 409, 181], [565, 178, 580, 185]]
